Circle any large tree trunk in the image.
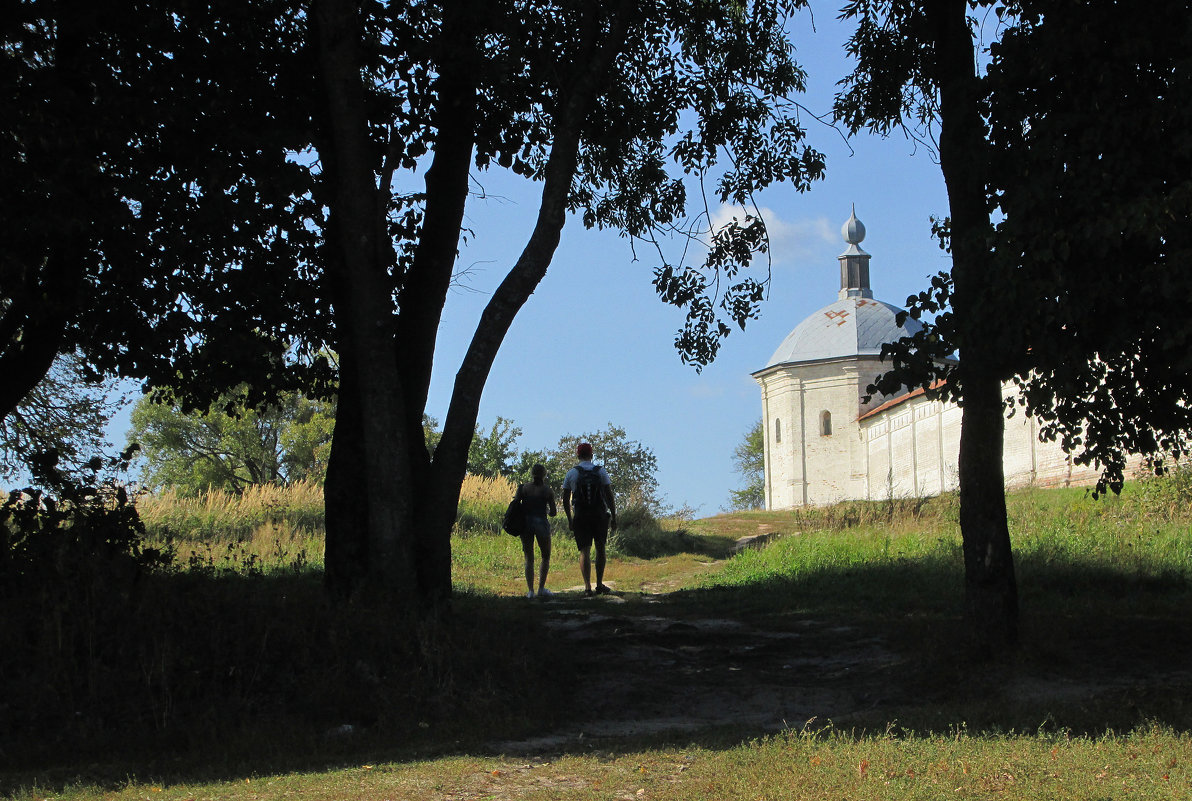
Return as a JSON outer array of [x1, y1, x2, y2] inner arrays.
[[931, 0, 1019, 654], [314, 0, 416, 600], [323, 354, 369, 599], [957, 371, 1018, 652]]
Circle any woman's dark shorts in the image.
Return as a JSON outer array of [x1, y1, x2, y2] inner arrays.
[[572, 513, 609, 551], [521, 514, 550, 547]]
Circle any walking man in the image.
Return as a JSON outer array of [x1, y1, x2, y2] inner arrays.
[[562, 441, 616, 596]]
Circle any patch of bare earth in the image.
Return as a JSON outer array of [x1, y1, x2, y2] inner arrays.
[[489, 593, 904, 755], [488, 536, 907, 754], [485, 536, 1192, 756]]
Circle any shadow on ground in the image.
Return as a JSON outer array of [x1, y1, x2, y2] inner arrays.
[[3, 557, 1191, 795]]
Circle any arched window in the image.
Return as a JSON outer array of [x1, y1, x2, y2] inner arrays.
[[774, 417, 782, 443], [820, 410, 832, 436]]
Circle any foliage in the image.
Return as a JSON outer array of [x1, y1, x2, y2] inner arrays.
[[840, 0, 1192, 496], [0, 451, 162, 589], [0, 0, 332, 419], [985, 0, 1192, 492], [129, 388, 335, 494], [466, 416, 523, 478], [0, 351, 125, 482], [727, 418, 765, 511]]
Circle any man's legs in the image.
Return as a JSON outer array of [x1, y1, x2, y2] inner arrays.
[[594, 533, 607, 591], [590, 514, 611, 593], [575, 518, 595, 594], [581, 546, 594, 593]]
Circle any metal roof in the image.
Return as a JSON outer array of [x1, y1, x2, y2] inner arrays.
[[760, 296, 925, 370]]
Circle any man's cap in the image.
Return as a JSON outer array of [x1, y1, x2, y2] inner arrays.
[[576, 442, 593, 459]]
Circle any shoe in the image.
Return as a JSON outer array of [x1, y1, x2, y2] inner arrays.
[[537, 588, 554, 599], [525, 590, 536, 599], [595, 584, 612, 595], [584, 588, 594, 597]]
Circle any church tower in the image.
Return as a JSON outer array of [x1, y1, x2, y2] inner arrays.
[[751, 208, 922, 509]]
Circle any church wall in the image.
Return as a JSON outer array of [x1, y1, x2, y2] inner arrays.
[[759, 360, 878, 507], [852, 383, 1104, 507], [758, 371, 805, 509]]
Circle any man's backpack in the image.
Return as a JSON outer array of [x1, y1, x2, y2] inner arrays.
[[573, 465, 606, 515]]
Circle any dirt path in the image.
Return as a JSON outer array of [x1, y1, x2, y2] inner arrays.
[[488, 586, 907, 754]]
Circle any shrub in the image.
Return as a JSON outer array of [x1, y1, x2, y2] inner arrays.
[[607, 503, 698, 559]]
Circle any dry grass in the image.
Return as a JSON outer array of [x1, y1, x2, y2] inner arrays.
[[136, 480, 325, 542]]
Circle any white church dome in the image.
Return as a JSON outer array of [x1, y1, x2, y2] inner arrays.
[[763, 296, 924, 367], [761, 206, 924, 369]]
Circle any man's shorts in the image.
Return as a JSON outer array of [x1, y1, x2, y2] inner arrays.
[[572, 513, 609, 551]]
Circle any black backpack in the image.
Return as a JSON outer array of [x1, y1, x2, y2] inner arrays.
[[573, 464, 606, 514]]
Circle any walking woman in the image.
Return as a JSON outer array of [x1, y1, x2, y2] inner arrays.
[[515, 463, 557, 598]]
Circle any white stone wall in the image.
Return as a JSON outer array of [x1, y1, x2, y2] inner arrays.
[[759, 360, 1113, 509], [758, 356, 904, 508], [858, 384, 1102, 503]]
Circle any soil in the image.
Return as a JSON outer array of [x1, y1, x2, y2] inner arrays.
[[487, 536, 1192, 756], [487, 563, 915, 754]]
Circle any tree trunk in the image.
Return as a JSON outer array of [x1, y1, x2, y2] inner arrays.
[[323, 354, 369, 599], [956, 370, 1018, 653], [931, 0, 1019, 654], [414, 1, 637, 601], [314, 0, 416, 600]]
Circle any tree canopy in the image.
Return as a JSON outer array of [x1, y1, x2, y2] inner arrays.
[[0, 0, 333, 430], [727, 419, 764, 511], [0, 353, 123, 484], [129, 389, 335, 494]]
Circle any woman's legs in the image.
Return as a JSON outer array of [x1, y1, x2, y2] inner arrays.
[[521, 532, 536, 596], [535, 525, 552, 592]]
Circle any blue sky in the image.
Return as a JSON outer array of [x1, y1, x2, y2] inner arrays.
[[98, 9, 951, 513], [425, 9, 952, 513]]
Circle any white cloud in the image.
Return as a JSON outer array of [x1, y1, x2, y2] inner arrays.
[[686, 381, 725, 399], [710, 205, 836, 266]]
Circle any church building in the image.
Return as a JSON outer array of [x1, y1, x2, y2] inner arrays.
[[752, 208, 1102, 510]]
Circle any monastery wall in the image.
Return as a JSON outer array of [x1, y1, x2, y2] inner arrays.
[[858, 385, 1103, 502]]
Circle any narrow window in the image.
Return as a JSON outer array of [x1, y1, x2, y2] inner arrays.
[[774, 417, 782, 444], [820, 410, 832, 436]]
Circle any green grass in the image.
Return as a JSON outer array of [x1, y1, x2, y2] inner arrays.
[[11, 726, 1190, 800], [3, 477, 1192, 799]]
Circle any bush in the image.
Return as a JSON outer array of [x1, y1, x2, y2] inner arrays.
[[607, 503, 698, 559]]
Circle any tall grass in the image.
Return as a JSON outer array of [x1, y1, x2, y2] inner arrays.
[[137, 480, 325, 541], [454, 473, 517, 535]]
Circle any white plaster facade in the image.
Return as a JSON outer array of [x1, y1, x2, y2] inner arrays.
[[753, 209, 1103, 510]]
